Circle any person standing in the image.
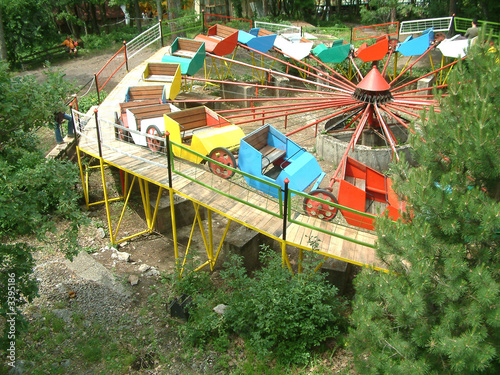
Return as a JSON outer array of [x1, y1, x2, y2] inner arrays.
[[60, 35, 78, 56], [54, 112, 75, 144]]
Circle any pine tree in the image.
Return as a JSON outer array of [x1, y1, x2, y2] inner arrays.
[[348, 40, 500, 374]]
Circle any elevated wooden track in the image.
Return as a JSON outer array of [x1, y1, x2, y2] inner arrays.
[[74, 46, 388, 273]]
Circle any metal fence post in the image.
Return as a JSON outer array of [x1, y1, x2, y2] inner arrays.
[[202, 9, 205, 33], [94, 73, 100, 104], [94, 108, 102, 158], [69, 96, 77, 137], [282, 178, 289, 242], [165, 132, 173, 189], [123, 41, 129, 72], [159, 21, 164, 47]]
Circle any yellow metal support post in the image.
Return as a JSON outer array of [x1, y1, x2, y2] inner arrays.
[[99, 157, 114, 242], [169, 191, 179, 264], [76, 146, 89, 208]]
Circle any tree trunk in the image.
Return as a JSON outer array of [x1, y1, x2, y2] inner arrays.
[[167, 0, 180, 20], [0, 6, 8, 61], [65, 5, 80, 38], [155, 0, 163, 21], [478, 0, 488, 19], [134, 0, 142, 33], [89, 2, 100, 35], [336, 0, 341, 15], [391, 6, 396, 23], [167, 0, 183, 39], [449, 0, 457, 16]]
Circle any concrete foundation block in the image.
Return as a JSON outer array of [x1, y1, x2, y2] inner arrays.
[[221, 82, 256, 101], [271, 74, 290, 97], [150, 193, 205, 234], [315, 131, 415, 172], [216, 224, 274, 272], [417, 75, 436, 95]]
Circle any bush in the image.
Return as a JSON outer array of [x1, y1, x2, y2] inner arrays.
[[222, 247, 344, 365], [173, 246, 345, 365], [77, 91, 107, 114]]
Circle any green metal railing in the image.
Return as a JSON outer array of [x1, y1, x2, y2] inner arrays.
[[162, 14, 204, 43], [160, 133, 377, 250], [303, 26, 352, 43], [454, 17, 500, 38]]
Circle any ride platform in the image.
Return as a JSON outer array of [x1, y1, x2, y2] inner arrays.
[[73, 46, 388, 274]]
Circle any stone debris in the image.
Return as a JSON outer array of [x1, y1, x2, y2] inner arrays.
[[55, 283, 68, 294], [96, 227, 106, 239], [213, 304, 228, 315], [111, 251, 131, 262], [128, 274, 139, 286], [52, 308, 73, 323], [138, 264, 151, 273], [144, 266, 160, 277], [64, 251, 131, 297]]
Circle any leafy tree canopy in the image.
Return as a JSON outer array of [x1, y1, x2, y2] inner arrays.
[[361, 0, 500, 24], [0, 0, 60, 62], [0, 61, 83, 351], [348, 39, 500, 374], [0, 63, 73, 147]]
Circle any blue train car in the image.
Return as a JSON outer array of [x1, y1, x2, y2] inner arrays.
[[237, 124, 325, 198]]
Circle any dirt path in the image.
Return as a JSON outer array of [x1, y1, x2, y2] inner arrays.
[[16, 45, 158, 94]]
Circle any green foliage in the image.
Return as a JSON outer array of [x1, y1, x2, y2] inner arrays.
[[174, 246, 345, 365], [221, 247, 344, 365], [0, 64, 84, 351], [361, 0, 417, 24], [81, 26, 141, 50], [348, 42, 500, 374], [0, 62, 75, 146], [1, 0, 60, 63], [231, 0, 244, 18], [77, 91, 107, 114], [13, 306, 138, 373]]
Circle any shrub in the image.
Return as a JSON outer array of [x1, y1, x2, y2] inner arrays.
[[220, 246, 345, 365], [77, 91, 107, 114]]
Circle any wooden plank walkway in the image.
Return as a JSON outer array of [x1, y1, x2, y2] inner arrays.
[[76, 46, 388, 272]]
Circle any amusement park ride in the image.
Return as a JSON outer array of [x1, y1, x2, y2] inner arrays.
[[72, 15, 491, 272]]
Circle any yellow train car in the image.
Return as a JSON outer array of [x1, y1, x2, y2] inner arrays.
[[164, 106, 245, 176]]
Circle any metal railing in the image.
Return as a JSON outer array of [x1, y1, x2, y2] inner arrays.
[[126, 22, 162, 60], [352, 22, 399, 41], [454, 17, 500, 38], [163, 14, 203, 43], [94, 45, 127, 101], [73, 106, 377, 250], [400, 17, 453, 35], [254, 21, 301, 36]]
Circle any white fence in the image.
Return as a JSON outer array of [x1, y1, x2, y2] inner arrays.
[[126, 22, 162, 60], [400, 17, 453, 35], [254, 21, 301, 36]]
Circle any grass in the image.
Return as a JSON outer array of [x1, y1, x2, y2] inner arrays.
[[16, 307, 138, 374]]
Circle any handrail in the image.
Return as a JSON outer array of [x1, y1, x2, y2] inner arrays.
[[287, 189, 377, 249], [203, 13, 252, 29], [353, 21, 399, 41], [75, 108, 380, 251], [454, 17, 500, 38], [95, 45, 126, 93], [168, 140, 284, 218]]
